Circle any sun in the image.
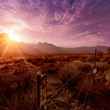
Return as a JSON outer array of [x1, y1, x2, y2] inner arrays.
[[7, 30, 21, 42]]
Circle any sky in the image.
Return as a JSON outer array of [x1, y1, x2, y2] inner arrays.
[[0, 0, 110, 47]]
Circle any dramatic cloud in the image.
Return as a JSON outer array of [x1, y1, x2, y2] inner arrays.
[[0, 0, 110, 47]]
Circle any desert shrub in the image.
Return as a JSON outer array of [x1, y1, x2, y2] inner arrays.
[[104, 69, 110, 83], [107, 59, 110, 64], [79, 63, 92, 74], [59, 61, 83, 76], [41, 62, 64, 75], [57, 61, 101, 110], [0, 95, 8, 106], [87, 56, 101, 62], [58, 61, 85, 96], [0, 59, 40, 110], [96, 62, 110, 73], [59, 61, 93, 78], [102, 55, 110, 62]]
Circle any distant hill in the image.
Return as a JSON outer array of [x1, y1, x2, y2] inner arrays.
[[0, 41, 109, 57], [21, 42, 110, 55], [61, 46, 109, 54]]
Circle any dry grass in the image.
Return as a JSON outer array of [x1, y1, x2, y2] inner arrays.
[[0, 54, 110, 110]]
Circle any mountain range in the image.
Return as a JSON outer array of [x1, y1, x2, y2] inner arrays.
[[0, 39, 109, 57], [18, 42, 110, 55]]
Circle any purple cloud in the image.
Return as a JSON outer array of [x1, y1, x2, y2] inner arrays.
[[0, 0, 110, 47]]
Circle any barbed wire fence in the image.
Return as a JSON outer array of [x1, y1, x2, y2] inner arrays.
[[33, 48, 100, 110]]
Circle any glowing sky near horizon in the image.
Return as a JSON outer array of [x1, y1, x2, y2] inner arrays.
[[0, 0, 110, 47]]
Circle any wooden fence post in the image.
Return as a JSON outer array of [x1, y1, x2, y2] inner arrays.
[[37, 74, 41, 110]]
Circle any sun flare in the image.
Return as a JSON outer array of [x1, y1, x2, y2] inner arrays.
[[7, 30, 21, 42]]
